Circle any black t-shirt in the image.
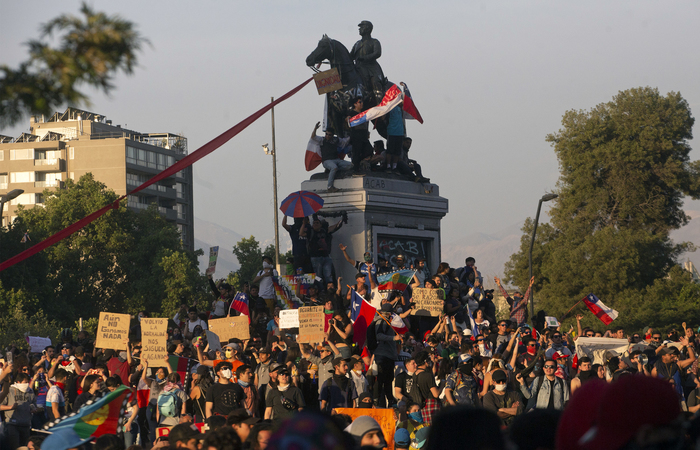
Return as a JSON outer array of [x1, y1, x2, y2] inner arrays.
[[266, 386, 306, 421], [412, 370, 437, 404], [308, 225, 333, 257], [205, 382, 245, 416], [320, 138, 339, 161], [395, 371, 414, 400], [289, 223, 308, 256]]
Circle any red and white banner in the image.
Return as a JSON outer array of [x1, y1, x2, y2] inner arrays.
[[348, 84, 403, 127], [582, 294, 618, 325]]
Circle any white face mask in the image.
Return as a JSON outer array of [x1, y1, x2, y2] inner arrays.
[[263, 262, 272, 269], [495, 384, 507, 392], [220, 369, 232, 380]]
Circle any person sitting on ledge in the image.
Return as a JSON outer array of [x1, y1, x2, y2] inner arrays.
[[311, 121, 351, 193]]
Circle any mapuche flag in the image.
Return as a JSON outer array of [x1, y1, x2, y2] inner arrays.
[[377, 269, 416, 293], [582, 293, 619, 325], [350, 289, 377, 348], [43, 385, 133, 445]]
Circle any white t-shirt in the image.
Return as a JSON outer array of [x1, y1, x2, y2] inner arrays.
[[257, 269, 278, 299], [187, 318, 208, 334]]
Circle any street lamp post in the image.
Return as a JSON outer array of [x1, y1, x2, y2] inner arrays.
[[528, 193, 558, 324], [270, 97, 280, 269], [0, 189, 25, 227]]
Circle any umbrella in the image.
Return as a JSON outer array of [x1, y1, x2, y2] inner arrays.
[[280, 190, 324, 218]]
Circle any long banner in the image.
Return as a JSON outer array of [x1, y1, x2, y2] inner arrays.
[[0, 77, 313, 273]]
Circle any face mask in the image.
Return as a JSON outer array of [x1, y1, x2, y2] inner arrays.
[[220, 369, 232, 379], [238, 380, 249, 387], [527, 347, 536, 355], [263, 262, 272, 269], [579, 370, 594, 381], [225, 350, 234, 358], [408, 412, 423, 423], [156, 374, 165, 382], [364, 254, 372, 262], [138, 316, 143, 322], [495, 384, 507, 392]]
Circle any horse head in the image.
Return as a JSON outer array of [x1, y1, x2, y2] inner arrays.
[[306, 34, 333, 67]]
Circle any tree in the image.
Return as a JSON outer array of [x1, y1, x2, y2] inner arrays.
[[231, 237, 291, 289], [505, 87, 700, 331], [0, 3, 147, 127]]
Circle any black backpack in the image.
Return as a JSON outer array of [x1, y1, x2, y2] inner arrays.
[[366, 321, 381, 353]]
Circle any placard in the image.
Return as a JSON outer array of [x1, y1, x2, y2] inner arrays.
[[279, 310, 300, 329], [334, 408, 396, 450], [313, 68, 342, 95], [209, 316, 250, 342], [545, 316, 560, 328], [26, 336, 52, 353], [140, 318, 168, 366], [411, 288, 445, 317], [205, 246, 219, 276], [297, 306, 325, 343], [95, 312, 131, 350], [206, 330, 222, 352]]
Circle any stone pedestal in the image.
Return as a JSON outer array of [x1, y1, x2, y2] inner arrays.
[[300, 172, 448, 287]]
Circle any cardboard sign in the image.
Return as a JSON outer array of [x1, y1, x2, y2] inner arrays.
[[205, 246, 219, 276], [26, 336, 52, 353], [209, 316, 250, 342], [411, 288, 445, 317], [313, 68, 342, 95], [96, 312, 131, 350], [297, 306, 325, 343], [334, 408, 396, 450], [140, 318, 168, 366], [545, 316, 560, 328], [279, 309, 300, 329], [206, 330, 222, 352]]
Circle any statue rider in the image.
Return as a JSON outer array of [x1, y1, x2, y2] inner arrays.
[[350, 21, 386, 104]]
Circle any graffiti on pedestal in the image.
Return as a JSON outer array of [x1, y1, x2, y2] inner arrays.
[[376, 234, 432, 271]]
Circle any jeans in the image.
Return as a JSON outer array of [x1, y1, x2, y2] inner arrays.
[[322, 159, 353, 188], [5, 424, 30, 449], [311, 256, 333, 283], [124, 421, 139, 447], [373, 356, 396, 408]]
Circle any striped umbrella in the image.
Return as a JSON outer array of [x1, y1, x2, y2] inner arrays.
[[279, 190, 324, 218]]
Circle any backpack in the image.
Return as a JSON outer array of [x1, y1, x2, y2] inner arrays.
[[158, 390, 180, 418], [366, 321, 381, 353], [409, 371, 425, 408]]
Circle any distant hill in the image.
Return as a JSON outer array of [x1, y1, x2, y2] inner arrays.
[[194, 217, 244, 278]]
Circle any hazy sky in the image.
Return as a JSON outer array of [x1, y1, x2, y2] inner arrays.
[[3, 1, 700, 265]]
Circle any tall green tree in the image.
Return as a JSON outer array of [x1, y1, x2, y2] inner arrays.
[[505, 87, 700, 331], [0, 3, 147, 127]]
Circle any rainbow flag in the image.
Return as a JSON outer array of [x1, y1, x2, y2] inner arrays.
[[280, 274, 316, 299], [377, 269, 416, 293], [272, 276, 302, 309], [43, 385, 133, 446]]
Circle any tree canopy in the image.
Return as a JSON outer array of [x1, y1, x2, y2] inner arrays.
[[505, 87, 700, 332]]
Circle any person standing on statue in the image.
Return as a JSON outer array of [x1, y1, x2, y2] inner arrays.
[[347, 97, 373, 173], [350, 21, 385, 102]]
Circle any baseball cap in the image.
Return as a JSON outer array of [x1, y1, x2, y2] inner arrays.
[[395, 428, 411, 447], [61, 343, 73, 350], [657, 347, 673, 356], [381, 303, 393, 312], [356, 273, 367, 279], [463, 328, 473, 337], [169, 423, 203, 445], [578, 376, 680, 450], [492, 369, 507, 383], [269, 362, 282, 372], [258, 347, 271, 354], [330, 356, 351, 372], [414, 426, 430, 448]]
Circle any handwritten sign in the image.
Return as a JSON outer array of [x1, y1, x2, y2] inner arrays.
[[205, 246, 219, 276], [279, 310, 300, 329], [411, 288, 445, 317], [96, 312, 131, 350], [209, 316, 249, 342], [334, 408, 396, 450], [297, 306, 325, 343], [26, 336, 52, 353], [313, 68, 342, 95], [140, 318, 168, 366]]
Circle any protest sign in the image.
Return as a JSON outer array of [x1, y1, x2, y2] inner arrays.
[[26, 336, 52, 353], [279, 309, 300, 329], [334, 408, 396, 450], [205, 246, 219, 276], [297, 306, 325, 343], [411, 288, 445, 317], [96, 312, 131, 350], [545, 316, 560, 328], [209, 316, 250, 342], [313, 68, 342, 94], [206, 330, 222, 352], [140, 318, 168, 366]]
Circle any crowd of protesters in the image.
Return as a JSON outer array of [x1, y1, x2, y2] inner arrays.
[[2, 253, 700, 450]]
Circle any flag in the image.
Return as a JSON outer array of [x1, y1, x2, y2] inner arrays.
[[230, 292, 251, 322], [348, 84, 403, 127], [377, 269, 416, 293], [390, 313, 408, 335], [469, 314, 480, 337], [168, 355, 192, 387], [272, 277, 300, 309], [304, 137, 351, 171], [350, 289, 377, 348], [582, 293, 619, 325], [136, 379, 150, 409], [400, 82, 424, 124], [44, 385, 133, 443]]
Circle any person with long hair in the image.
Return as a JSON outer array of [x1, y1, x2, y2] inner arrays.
[[190, 365, 213, 423]]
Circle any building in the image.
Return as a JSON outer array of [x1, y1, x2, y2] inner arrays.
[[0, 107, 194, 250]]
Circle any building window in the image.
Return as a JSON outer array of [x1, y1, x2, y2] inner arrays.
[[0, 174, 7, 190], [10, 149, 34, 160], [0, 150, 4, 160], [126, 146, 137, 164], [10, 171, 35, 183], [70, 172, 75, 180], [69, 147, 75, 160], [10, 193, 37, 205]]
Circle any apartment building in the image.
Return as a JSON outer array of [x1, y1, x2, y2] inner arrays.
[[0, 107, 194, 250]]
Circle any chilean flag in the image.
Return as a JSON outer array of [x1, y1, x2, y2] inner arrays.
[[350, 289, 377, 348], [304, 136, 351, 171], [390, 313, 408, 335], [400, 82, 424, 124], [582, 293, 618, 325], [230, 292, 251, 323], [348, 84, 403, 127]]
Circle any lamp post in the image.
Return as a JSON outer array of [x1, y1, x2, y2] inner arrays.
[[269, 97, 280, 269], [528, 193, 558, 323], [0, 189, 25, 227]]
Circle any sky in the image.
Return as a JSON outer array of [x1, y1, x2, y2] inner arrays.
[[3, 1, 700, 269]]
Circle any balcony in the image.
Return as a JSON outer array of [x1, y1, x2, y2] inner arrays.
[[34, 158, 65, 171], [34, 180, 63, 188]]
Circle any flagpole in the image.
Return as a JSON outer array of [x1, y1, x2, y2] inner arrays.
[[559, 298, 584, 322]]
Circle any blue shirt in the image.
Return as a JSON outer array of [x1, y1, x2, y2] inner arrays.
[[387, 107, 404, 136]]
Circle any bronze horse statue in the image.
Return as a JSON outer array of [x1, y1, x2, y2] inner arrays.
[[306, 35, 389, 137]]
